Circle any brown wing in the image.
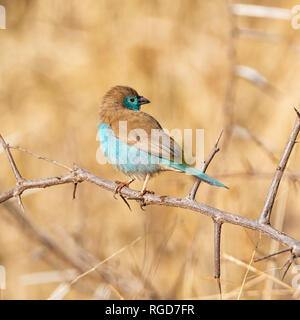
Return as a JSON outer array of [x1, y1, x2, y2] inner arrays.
[[111, 111, 182, 162]]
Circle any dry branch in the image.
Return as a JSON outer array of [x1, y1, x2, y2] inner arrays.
[[1, 111, 300, 295], [1, 166, 299, 252], [258, 109, 300, 225], [188, 130, 223, 200]]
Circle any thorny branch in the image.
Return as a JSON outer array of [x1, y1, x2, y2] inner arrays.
[[188, 130, 223, 200], [188, 130, 224, 298], [0, 135, 25, 212], [0, 111, 300, 297], [258, 108, 300, 225]]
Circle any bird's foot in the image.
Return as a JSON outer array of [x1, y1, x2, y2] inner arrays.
[[129, 189, 154, 200], [113, 179, 134, 199], [138, 189, 155, 198], [128, 189, 154, 210], [113, 179, 135, 211]]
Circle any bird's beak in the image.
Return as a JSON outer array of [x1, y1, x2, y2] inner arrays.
[[138, 96, 150, 105]]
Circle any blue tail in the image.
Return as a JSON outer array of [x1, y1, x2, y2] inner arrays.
[[169, 162, 229, 189]]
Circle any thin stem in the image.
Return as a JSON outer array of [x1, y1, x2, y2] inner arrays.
[[188, 131, 223, 200], [10, 145, 73, 171], [213, 221, 223, 299], [281, 256, 294, 280], [258, 109, 300, 225], [0, 134, 23, 183], [254, 248, 292, 263]]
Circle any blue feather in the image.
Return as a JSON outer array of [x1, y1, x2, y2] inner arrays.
[[98, 123, 159, 176], [98, 123, 228, 189], [166, 162, 229, 189]]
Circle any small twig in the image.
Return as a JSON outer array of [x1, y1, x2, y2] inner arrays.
[[261, 183, 289, 299], [215, 170, 300, 181], [254, 247, 292, 262], [188, 130, 223, 200], [10, 145, 73, 171], [73, 236, 142, 284], [49, 236, 142, 300], [0, 134, 23, 183], [237, 241, 259, 300], [281, 256, 295, 281], [188, 274, 266, 300], [0, 134, 26, 213], [223, 253, 295, 292], [258, 109, 300, 225], [213, 220, 223, 299]]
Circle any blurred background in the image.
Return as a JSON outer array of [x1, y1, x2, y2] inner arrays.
[[0, 0, 300, 299]]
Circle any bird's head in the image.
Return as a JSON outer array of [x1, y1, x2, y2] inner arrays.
[[101, 86, 150, 112]]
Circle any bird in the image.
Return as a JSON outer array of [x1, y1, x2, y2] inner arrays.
[[98, 85, 228, 199]]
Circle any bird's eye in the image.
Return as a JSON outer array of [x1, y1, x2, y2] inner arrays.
[[130, 98, 135, 103]]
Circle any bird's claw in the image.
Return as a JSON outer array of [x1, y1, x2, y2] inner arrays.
[[127, 189, 154, 210], [128, 189, 154, 200], [139, 189, 154, 197], [113, 180, 135, 210], [113, 180, 131, 199]]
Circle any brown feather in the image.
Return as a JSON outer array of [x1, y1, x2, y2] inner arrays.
[[99, 85, 138, 123]]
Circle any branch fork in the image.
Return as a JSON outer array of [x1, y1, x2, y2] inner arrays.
[[258, 108, 300, 225], [0, 109, 300, 297]]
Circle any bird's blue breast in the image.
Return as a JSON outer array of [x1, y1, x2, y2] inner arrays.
[[98, 122, 160, 178]]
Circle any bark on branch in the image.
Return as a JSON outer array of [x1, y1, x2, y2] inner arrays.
[[1, 156, 300, 254], [258, 108, 300, 225], [1, 111, 300, 291]]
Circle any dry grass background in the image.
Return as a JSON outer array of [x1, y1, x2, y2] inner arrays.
[[0, 0, 300, 299]]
